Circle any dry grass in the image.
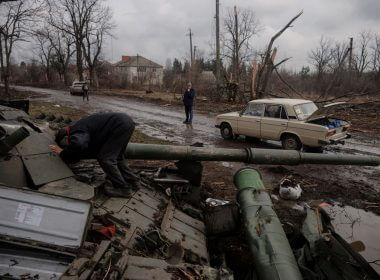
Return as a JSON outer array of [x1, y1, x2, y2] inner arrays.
[[29, 101, 87, 121]]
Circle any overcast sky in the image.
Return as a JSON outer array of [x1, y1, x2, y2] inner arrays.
[[102, 0, 379, 70], [13, 0, 374, 71]]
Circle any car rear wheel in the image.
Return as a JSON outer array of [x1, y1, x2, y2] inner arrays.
[[220, 123, 233, 140], [282, 135, 302, 150]]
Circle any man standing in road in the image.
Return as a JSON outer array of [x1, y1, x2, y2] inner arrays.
[[183, 82, 196, 124], [50, 112, 139, 198], [82, 82, 89, 102]]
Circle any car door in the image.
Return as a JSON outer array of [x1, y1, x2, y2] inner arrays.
[[237, 103, 264, 137], [260, 104, 289, 140]]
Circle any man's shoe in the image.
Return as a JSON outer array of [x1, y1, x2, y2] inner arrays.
[[183, 120, 188, 124], [104, 186, 132, 198], [130, 181, 141, 191]]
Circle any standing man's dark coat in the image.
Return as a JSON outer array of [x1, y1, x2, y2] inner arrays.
[[183, 83, 196, 124]]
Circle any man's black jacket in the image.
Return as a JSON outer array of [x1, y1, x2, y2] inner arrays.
[[60, 112, 135, 161], [183, 88, 196, 106]]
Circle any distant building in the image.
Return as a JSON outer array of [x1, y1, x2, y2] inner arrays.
[[200, 71, 216, 83], [113, 55, 163, 87]]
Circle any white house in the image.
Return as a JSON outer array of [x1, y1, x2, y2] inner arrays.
[[113, 55, 163, 87]]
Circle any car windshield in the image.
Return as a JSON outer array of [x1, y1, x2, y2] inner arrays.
[[293, 102, 318, 120]]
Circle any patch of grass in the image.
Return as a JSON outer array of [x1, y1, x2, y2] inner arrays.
[[131, 129, 171, 145], [29, 101, 87, 121]]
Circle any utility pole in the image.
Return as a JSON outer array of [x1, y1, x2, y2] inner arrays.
[[215, 0, 221, 91], [194, 45, 197, 61], [187, 28, 194, 67], [348, 37, 353, 72], [136, 53, 139, 85]]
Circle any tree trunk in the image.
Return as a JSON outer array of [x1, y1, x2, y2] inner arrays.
[[0, 34, 9, 99], [89, 66, 98, 88], [46, 62, 51, 83], [4, 38, 10, 99], [260, 47, 278, 95], [0, 33, 4, 97], [63, 70, 69, 86], [76, 41, 84, 81]]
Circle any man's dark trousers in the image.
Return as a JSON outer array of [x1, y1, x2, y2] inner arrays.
[[97, 122, 137, 189], [83, 90, 89, 101], [185, 105, 193, 123]]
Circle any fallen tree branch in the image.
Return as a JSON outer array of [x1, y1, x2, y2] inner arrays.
[[278, 88, 292, 98], [267, 92, 286, 98], [274, 68, 305, 99], [314, 91, 375, 104]]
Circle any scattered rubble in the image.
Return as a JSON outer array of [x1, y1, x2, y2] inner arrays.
[[279, 176, 303, 200]]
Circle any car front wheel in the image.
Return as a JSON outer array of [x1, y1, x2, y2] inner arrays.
[[220, 123, 233, 140], [282, 135, 302, 150]]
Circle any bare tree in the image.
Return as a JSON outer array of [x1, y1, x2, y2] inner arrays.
[[308, 36, 333, 80], [34, 29, 54, 82], [329, 41, 348, 72], [33, 27, 75, 85], [46, 0, 106, 81], [50, 30, 75, 85], [82, 3, 114, 87], [0, 0, 42, 98], [371, 34, 380, 76], [222, 6, 260, 101], [353, 31, 371, 77]]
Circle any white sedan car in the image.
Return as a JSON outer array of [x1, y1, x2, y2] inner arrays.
[[215, 98, 351, 150], [69, 81, 87, 96]]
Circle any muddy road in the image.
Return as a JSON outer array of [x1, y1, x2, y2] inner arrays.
[[13, 85, 380, 153], [14, 85, 220, 144]]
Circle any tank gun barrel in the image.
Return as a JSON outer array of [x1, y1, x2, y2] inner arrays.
[[126, 143, 380, 166]]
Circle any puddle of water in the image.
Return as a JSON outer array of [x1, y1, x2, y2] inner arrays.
[[324, 205, 380, 274]]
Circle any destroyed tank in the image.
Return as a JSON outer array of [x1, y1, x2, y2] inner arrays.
[[0, 101, 379, 280]]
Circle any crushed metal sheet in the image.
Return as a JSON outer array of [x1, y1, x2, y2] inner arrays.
[[16, 131, 55, 156], [161, 200, 209, 264], [101, 189, 166, 248], [0, 120, 33, 134], [0, 244, 71, 280], [126, 197, 158, 220], [101, 189, 166, 213], [22, 153, 74, 186], [0, 157, 28, 189], [39, 177, 95, 201], [0, 185, 91, 251], [0, 109, 29, 121], [122, 255, 233, 280]]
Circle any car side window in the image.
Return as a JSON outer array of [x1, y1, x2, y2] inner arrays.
[[242, 103, 264, 117], [264, 105, 282, 118], [280, 107, 288, 119]]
